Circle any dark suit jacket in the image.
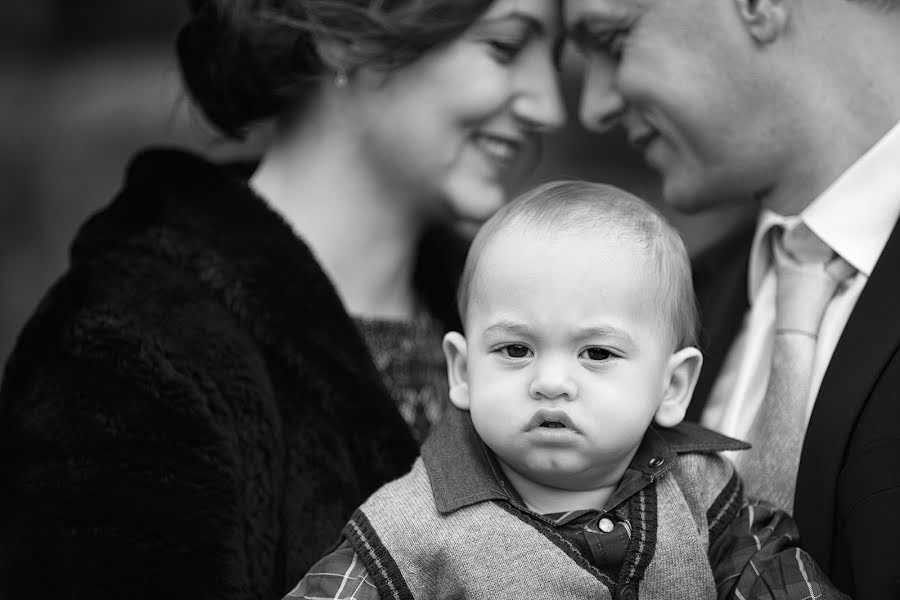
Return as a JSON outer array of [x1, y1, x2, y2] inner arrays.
[[690, 218, 900, 599]]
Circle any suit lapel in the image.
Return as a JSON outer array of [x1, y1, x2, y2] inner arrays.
[[796, 216, 900, 571]]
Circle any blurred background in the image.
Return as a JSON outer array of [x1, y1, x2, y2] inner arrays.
[[0, 1, 753, 366]]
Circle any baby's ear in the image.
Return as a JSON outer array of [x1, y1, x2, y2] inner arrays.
[[654, 347, 703, 428], [442, 331, 471, 410]]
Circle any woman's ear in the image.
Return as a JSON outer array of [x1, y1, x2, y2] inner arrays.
[[442, 331, 471, 410], [733, 0, 789, 44], [654, 347, 703, 428]]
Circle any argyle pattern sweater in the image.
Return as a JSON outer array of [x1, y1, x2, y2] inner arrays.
[[347, 456, 725, 599], [317, 409, 848, 600]]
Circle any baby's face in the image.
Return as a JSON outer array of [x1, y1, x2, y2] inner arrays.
[[460, 226, 675, 491]]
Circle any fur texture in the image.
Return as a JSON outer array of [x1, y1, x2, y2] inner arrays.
[[0, 148, 467, 600]]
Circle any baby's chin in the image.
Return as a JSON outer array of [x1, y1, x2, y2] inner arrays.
[[529, 472, 613, 492], [501, 456, 612, 491]]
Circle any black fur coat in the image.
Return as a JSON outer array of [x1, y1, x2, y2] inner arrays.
[[0, 148, 467, 599]]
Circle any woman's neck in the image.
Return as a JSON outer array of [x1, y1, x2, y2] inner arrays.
[[250, 107, 427, 321]]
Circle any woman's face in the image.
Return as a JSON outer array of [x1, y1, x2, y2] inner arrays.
[[352, 0, 566, 223]]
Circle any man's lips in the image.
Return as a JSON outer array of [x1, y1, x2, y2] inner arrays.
[[526, 408, 578, 433], [628, 129, 659, 155]]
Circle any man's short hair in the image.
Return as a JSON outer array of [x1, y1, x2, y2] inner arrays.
[[457, 180, 699, 349], [849, 0, 899, 9]]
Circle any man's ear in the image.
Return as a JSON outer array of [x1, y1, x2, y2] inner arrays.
[[733, 0, 789, 44], [442, 331, 471, 411], [654, 347, 703, 428]]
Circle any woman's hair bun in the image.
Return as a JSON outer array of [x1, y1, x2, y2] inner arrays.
[[185, 0, 209, 14], [175, 1, 320, 139], [175, 0, 494, 139]]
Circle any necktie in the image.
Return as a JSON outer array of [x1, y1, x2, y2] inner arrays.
[[739, 223, 855, 514]]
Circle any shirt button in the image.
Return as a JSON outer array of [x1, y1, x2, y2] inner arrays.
[[648, 457, 664, 468], [598, 517, 615, 533], [618, 583, 638, 600]]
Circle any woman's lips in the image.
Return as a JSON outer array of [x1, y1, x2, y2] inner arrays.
[[472, 131, 524, 171]]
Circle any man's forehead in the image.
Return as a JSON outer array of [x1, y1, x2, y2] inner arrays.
[[564, 0, 647, 25]]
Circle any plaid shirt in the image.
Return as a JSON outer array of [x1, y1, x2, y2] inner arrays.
[[285, 412, 846, 600]]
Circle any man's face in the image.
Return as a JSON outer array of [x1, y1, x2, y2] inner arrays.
[[566, 0, 787, 212]]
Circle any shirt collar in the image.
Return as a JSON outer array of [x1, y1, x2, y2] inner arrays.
[[421, 406, 748, 516], [748, 120, 900, 302], [748, 210, 796, 301]]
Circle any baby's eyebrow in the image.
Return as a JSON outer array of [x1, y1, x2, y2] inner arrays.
[[482, 321, 532, 337], [572, 325, 635, 346]]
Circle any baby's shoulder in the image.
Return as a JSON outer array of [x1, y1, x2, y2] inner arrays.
[[357, 458, 434, 515], [654, 421, 748, 456], [653, 424, 748, 526]]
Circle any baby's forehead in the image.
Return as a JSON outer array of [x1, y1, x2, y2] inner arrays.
[[481, 221, 646, 262], [469, 224, 656, 294], [464, 223, 674, 323]]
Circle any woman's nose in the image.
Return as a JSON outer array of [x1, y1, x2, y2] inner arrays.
[[511, 50, 567, 133]]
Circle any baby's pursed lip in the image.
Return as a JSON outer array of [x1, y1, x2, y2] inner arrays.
[[526, 408, 578, 433]]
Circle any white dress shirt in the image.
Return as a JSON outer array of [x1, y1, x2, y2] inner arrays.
[[702, 121, 900, 457]]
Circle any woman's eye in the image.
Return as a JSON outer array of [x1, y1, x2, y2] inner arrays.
[[488, 39, 525, 63], [501, 344, 532, 359], [580, 347, 614, 361]]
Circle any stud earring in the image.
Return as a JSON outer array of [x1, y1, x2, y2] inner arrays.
[[334, 70, 348, 88]]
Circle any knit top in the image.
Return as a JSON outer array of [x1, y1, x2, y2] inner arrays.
[[355, 312, 449, 442]]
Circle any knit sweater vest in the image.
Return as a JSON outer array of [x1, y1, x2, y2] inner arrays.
[[345, 452, 739, 600]]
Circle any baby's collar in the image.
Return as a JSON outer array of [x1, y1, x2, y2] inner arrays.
[[421, 407, 748, 516]]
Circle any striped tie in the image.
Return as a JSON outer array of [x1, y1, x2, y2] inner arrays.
[[738, 223, 855, 514]]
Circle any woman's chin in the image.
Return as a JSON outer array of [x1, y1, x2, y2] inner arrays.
[[443, 178, 508, 225]]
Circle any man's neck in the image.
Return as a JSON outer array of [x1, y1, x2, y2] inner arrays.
[[761, 8, 900, 215], [760, 116, 899, 216]]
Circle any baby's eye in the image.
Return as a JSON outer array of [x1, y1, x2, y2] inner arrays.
[[580, 347, 615, 362], [501, 344, 532, 359]]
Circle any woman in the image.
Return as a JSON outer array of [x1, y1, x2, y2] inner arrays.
[[0, 0, 564, 598]]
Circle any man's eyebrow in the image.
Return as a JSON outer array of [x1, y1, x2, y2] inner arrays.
[[569, 13, 627, 30], [566, 1, 634, 28]]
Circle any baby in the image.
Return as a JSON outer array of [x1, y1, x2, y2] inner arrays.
[[287, 181, 846, 599]]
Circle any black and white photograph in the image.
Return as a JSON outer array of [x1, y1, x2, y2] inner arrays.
[[1, 1, 897, 598]]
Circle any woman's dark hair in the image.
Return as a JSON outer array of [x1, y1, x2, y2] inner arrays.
[[177, 0, 495, 138]]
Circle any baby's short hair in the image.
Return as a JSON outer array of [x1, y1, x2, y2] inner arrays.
[[458, 180, 699, 349]]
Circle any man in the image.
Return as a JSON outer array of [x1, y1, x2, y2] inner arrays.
[[565, 0, 900, 598]]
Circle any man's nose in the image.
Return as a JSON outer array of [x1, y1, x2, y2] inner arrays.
[[529, 358, 577, 400], [579, 60, 626, 133]]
